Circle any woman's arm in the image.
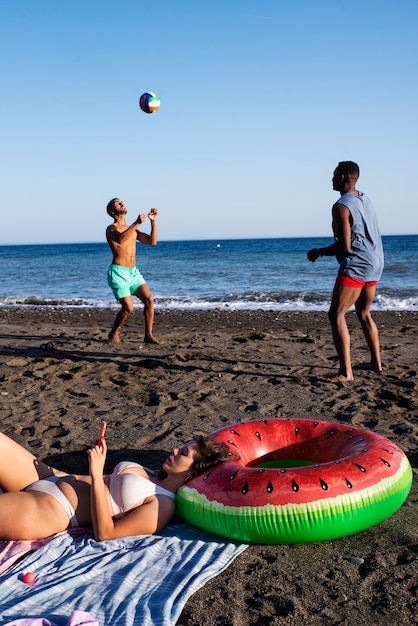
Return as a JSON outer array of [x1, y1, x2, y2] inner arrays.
[[103, 495, 175, 540], [88, 434, 175, 541], [88, 438, 116, 540]]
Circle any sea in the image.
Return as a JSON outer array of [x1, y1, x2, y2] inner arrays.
[[0, 235, 417, 311]]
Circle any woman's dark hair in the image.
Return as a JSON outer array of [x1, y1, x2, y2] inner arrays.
[[191, 435, 240, 475]]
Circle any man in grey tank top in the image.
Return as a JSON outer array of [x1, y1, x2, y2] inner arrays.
[[307, 161, 384, 383]]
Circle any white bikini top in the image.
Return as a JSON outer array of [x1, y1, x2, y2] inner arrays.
[[108, 461, 176, 517]]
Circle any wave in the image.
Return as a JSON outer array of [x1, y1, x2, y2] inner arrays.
[[0, 291, 416, 311], [0, 296, 118, 309]]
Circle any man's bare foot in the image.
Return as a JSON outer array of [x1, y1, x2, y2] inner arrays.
[[354, 362, 383, 374], [320, 373, 354, 383], [144, 335, 159, 344], [108, 333, 121, 344]]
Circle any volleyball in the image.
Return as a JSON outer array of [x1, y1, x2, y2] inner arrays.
[[139, 92, 160, 114]]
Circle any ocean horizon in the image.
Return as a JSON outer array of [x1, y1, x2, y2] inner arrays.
[[0, 235, 417, 311]]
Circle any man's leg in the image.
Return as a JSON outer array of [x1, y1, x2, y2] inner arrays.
[[355, 285, 382, 372], [327, 283, 361, 382], [135, 284, 158, 344], [108, 296, 134, 343]]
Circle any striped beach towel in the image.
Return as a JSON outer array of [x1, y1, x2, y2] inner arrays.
[[0, 522, 247, 626]]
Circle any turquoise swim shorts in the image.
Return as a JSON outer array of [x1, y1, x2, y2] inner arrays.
[[107, 264, 146, 300]]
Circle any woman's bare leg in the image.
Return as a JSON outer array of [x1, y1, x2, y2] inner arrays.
[[0, 491, 70, 540], [0, 432, 64, 492]]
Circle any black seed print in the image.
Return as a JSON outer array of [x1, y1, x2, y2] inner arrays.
[[292, 480, 299, 492], [267, 481, 273, 493], [255, 431, 261, 440], [280, 469, 287, 474], [203, 473, 211, 481], [320, 478, 328, 491], [229, 430, 240, 436], [242, 481, 249, 495], [258, 468, 265, 473], [295, 427, 300, 437], [345, 478, 352, 488], [381, 448, 394, 455], [327, 430, 335, 438], [227, 440, 239, 448], [355, 464, 366, 473], [313, 422, 319, 428], [380, 458, 391, 467], [229, 471, 238, 480]]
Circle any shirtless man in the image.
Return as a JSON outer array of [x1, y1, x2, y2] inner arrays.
[[106, 198, 159, 344], [307, 161, 384, 382]]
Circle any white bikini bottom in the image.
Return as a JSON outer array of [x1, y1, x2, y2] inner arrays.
[[25, 476, 79, 527]]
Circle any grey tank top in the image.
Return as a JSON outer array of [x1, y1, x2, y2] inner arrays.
[[336, 192, 384, 282]]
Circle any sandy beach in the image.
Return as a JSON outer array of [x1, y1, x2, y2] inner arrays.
[[0, 308, 416, 625]]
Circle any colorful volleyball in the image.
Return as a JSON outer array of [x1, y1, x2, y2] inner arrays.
[[139, 92, 160, 114]]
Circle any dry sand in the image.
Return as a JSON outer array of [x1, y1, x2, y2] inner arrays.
[[0, 308, 417, 625]]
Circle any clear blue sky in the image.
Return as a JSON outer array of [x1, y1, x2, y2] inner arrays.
[[1, 0, 417, 244]]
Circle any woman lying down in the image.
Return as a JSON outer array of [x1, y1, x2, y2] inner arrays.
[[0, 422, 235, 541]]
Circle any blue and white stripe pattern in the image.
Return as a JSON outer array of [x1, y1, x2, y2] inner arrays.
[[0, 522, 247, 626]]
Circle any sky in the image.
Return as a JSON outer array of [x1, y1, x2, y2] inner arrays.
[[1, 0, 417, 244]]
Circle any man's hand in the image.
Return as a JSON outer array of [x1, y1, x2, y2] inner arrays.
[[148, 208, 158, 222], [307, 248, 321, 262], [136, 213, 146, 225]]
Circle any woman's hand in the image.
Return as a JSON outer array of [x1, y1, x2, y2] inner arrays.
[[88, 437, 107, 480]]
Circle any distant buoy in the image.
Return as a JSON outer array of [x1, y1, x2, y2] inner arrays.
[[139, 92, 160, 114]]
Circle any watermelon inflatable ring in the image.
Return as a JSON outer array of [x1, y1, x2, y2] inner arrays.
[[176, 418, 412, 544]]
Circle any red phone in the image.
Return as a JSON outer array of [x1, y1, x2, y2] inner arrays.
[[95, 421, 107, 446]]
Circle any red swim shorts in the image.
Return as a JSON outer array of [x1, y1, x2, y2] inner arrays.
[[336, 272, 378, 288]]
